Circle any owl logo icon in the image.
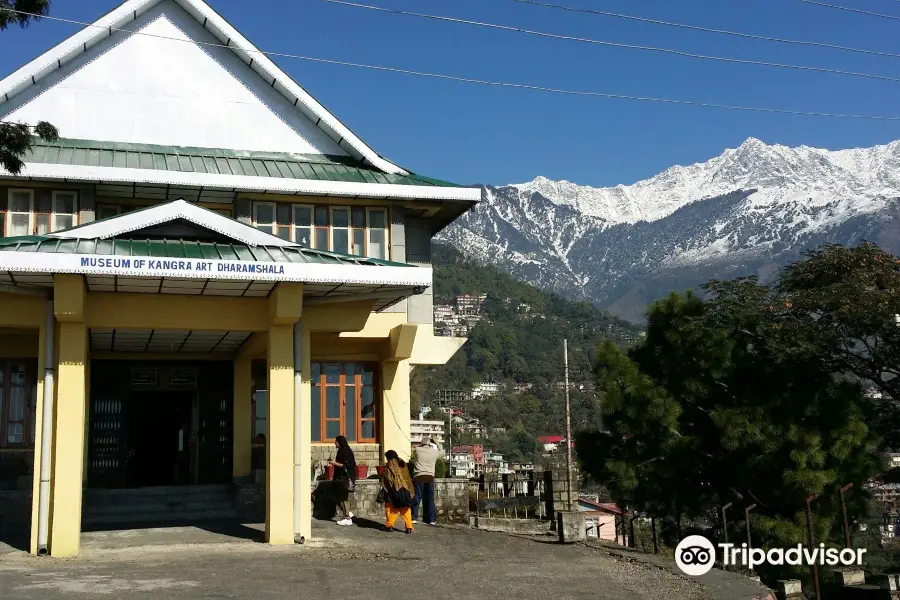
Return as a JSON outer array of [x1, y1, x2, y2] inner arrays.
[[675, 535, 716, 576]]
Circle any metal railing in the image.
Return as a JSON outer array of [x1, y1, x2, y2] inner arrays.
[[468, 471, 571, 520]]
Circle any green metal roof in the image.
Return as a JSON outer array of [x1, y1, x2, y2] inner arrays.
[[0, 235, 414, 268], [20, 138, 464, 188]]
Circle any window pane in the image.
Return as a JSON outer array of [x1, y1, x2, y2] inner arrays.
[[324, 363, 341, 384], [54, 193, 76, 214], [325, 386, 341, 418], [344, 363, 357, 377], [361, 421, 375, 440], [254, 390, 268, 420], [352, 207, 365, 228], [344, 386, 356, 442], [326, 421, 341, 440], [352, 230, 364, 256], [96, 205, 120, 220], [311, 363, 321, 380], [315, 206, 328, 226], [311, 386, 321, 442], [10, 214, 30, 236], [315, 228, 328, 250], [9, 387, 24, 421], [8, 423, 23, 444], [331, 208, 350, 228], [277, 227, 291, 241], [52, 214, 74, 232], [361, 366, 374, 386], [332, 229, 349, 255], [294, 206, 312, 227], [255, 419, 266, 439], [10, 365, 25, 386], [294, 227, 312, 247], [9, 192, 31, 213], [368, 209, 386, 229], [360, 386, 375, 419], [368, 229, 386, 260], [255, 204, 274, 224], [35, 214, 49, 235]]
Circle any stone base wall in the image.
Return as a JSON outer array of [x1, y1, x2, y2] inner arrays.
[[312, 479, 469, 524], [311, 444, 381, 475]]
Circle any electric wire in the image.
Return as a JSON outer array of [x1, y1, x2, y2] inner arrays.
[[322, 0, 900, 85], [498, 0, 900, 60], [794, 0, 900, 20], [4, 10, 900, 121]]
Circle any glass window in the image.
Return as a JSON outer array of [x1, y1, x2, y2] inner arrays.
[[311, 362, 377, 443], [367, 208, 388, 260], [314, 207, 329, 250], [253, 202, 276, 234], [253, 390, 268, 438], [52, 191, 78, 232], [96, 204, 121, 220], [293, 205, 313, 247], [0, 362, 33, 448], [7, 190, 33, 237], [330, 207, 350, 255]]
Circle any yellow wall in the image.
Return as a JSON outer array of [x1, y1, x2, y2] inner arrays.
[[233, 357, 252, 479], [380, 360, 411, 462]]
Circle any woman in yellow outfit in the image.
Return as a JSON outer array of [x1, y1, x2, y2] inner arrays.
[[380, 450, 416, 534]]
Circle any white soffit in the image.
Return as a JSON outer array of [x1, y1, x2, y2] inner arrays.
[[0, 0, 408, 175]]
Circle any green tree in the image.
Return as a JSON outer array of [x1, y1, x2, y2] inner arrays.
[[577, 269, 880, 585], [1, 0, 59, 174]]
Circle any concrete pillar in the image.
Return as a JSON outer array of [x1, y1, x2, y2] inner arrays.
[[380, 359, 411, 461], [233, 357, 252, 479], [29, 321, 47, 555], [267, 324, 295, 544], [293, 321, 312, 542], [48, 274, 86, 557], [49, 321, 87, 557]]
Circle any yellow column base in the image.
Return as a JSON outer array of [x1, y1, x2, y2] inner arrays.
[[266, 324, 295, 544]]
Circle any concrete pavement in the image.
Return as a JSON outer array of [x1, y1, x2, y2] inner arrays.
[[0, 518, 772, 600]]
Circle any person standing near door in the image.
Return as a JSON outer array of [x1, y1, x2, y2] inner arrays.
[[411, 439, 439, 525], [329, 435, 356, 525]]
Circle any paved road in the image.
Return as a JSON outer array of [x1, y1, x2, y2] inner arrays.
[[0, 519, 770, 600]]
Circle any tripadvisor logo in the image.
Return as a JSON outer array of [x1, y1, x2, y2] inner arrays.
[[675, 535, 866, 576]]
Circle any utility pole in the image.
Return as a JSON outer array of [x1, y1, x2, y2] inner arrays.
[[563, 339, 574, 511]]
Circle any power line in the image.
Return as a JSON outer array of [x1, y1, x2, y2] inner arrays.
[[4, 10, 900, 121], [322, 0, 900, 85], [500, 0, 900, 60], [794, 0, 900, 20]]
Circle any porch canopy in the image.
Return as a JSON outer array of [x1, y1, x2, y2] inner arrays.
[[0, 199, 429, 352]]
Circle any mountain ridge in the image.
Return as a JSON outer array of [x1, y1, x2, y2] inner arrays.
[[439, 137, 900, 322]]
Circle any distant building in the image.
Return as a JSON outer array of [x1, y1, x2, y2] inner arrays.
[[456, 294, 487, 315], [410, 417, 446, 447], [484, 451, 509, 475], [884, 452, 900, 471], [472, 382, 500, 398], [434, 304, 455, 323], [578, 499, 626, 543], [434, 389, 473, 407], [450, 452, 477, 479], [452, 444, 484, 465], [538, 435, 574, 453]]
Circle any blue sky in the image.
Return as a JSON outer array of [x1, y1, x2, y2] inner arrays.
[[1, 0, 898, 187]]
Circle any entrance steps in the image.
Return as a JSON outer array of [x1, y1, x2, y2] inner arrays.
[[83, 484, 238, 525]]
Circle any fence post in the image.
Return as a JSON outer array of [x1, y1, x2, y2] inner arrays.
[[614, 515, 620, 545], [651, 517, 659, 554], [630, 515, 638, 549], [543, 470, 555, 519]]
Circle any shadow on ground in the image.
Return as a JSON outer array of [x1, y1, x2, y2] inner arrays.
[[81, 518, 265, 542]]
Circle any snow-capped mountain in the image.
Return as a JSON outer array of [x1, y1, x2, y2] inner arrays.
[[439, 137, 900, 322]]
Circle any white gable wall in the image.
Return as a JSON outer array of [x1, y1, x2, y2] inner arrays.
[[0, 0, 347, 156]]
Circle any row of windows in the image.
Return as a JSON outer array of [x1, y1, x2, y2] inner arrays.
[[3, 189, 79, 237], [252, 202, 389, 260]]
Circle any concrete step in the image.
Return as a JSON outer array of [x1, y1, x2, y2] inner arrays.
[[82, 508, 240, 525], [83, 500, 235, 516]]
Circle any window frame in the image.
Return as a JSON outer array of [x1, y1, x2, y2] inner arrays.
[[51, 190, 79, 232], [365, 207, 389, 260], [95, 203, 122, 221], [292, 204, 314, 247], [311, 362, 378, 444], [0, 360, 36, 449], [252, 201, 278, 236], [6, 189, 34, 238], [329, 206, 351, 256]]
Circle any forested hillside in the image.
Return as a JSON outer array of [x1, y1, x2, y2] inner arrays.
[[410, 244, 642, 459]]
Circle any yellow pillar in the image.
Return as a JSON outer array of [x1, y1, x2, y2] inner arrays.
[[29, 320, 46, 555], [233, 357, 252, 479], [49, 274, 87, 557], [294, 323, 312, 541], [267, 324, 294, 544], [266, 283, 302, 545], [380, 359, 412, 461]]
